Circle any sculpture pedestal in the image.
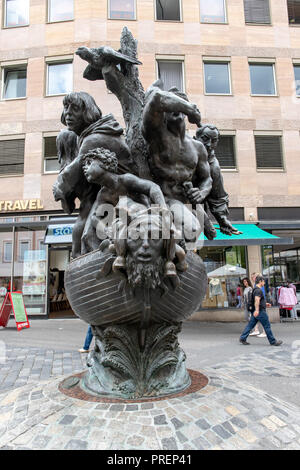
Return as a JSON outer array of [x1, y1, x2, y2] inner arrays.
[[80, 323, 191, 399]]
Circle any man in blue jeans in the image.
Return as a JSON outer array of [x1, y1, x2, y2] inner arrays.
[[240, 275, 282, 346]]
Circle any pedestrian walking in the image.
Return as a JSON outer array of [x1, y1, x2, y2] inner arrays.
[[239, 275, 282, 346], [249, 272, 266, 337], [78, 325, 93, 353]]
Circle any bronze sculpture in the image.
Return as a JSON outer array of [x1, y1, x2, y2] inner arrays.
[[54, 28, 237, 399]]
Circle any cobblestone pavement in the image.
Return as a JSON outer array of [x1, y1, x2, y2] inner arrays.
[[0, 343, 300, 450]]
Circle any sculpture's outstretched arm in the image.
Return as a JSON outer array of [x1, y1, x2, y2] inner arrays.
[[143, 89, 201, 138], [120, 173, 168, 209]]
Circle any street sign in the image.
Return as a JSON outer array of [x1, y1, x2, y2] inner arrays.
[[0, 292, 30, 331]]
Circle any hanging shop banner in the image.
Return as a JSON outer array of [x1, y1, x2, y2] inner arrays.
[[0, 292, 30, 330], [0, 293, 12, 328]]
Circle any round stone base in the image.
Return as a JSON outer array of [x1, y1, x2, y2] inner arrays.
[[59, 369, 209, 403]]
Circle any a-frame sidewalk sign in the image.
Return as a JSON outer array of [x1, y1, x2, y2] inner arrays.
[[0, 292, 30, 331]]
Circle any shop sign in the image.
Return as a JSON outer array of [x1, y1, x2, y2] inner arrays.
[[0, 199, 43, 212], [0, 292, 30, 330]]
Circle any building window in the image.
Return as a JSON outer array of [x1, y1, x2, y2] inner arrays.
[[4, 0, 29, 28], [46, 61, 73, 96], [19, 241, 29, 262], [216, 135, 236, 169], [44, 136, 60, 173], [108, 0, 136, 19], [249, 63, 276, 95], [155, 0, 181, 21], [2, 67, 27, 100], [3, 242, 12, 263], [294, 65, 300, 95], [243, 0, 271, 24], [204, 61, 231, 95], [287, 0, 300, 24], [157, 60, 184, 91], [48, 0, 73, 23], [255, 136, 284, 170], [200, 0, 226, 23], [0, 139, 25, 175]]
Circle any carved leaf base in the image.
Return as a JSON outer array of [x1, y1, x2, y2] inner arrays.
[[80, 322, 191, 399]]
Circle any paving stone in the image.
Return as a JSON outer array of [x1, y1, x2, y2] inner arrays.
[[125, 405, 139, 411], [192, 436, 212, 450], [154, 414, 168, 425], [31, 435, 52, 449], [171, 417, 184, 430], [212, 424, 231, 440], [230, 416, 248, 429], [176, 431, 188, 444], [161, 437, 178, 450], [195, 418, 211, 430], [64, 439, 88, 450]]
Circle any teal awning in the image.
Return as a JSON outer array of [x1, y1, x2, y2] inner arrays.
[[198, 224, 294, 247]]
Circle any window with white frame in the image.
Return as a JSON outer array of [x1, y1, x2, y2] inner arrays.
[[3, 241, 12, 263], [108, 0, 136, 19], [46, 61, 73, 96], [255, 135, 284, 170], [4, 0, 29, 28], [157, 60, 184, 92], [249, 63, 276, 95], [294, 65, 300, 95], [44, 136, 60, 173], [155, 0, 181, 21], [19, 240, 30, 262], [48, 0, 73, 22], [204, 61, 231, 94], [200, 0, 226, 23], [2, 66, 27, 99]]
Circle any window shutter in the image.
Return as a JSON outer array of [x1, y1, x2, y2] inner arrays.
[[243, 0, 270, 24], [215, 136, 236, 169], [44, 136, 57, 158], [0, 139, 24, 175], [255, 136, 283, 169]]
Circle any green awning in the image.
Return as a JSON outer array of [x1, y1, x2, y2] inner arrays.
[[198, 224, 294, 247]]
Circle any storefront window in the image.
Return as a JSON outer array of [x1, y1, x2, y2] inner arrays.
[[0, 232, 13, 309], [262, 245, 300, 305], [199, 246, 247, 309], [15, 229, 47, 315]]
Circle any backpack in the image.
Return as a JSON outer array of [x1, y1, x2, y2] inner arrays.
[[246, 288, 255, 313]]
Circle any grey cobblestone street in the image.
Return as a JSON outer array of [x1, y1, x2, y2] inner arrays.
[[0, 319, 300, 450]]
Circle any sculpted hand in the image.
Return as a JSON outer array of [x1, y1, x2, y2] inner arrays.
[[219, 217, 242, 236], [188, 104, 201, 126], [186, 187, 205, 205]]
